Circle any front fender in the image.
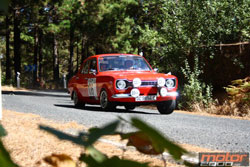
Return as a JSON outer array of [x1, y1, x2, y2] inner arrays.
[[97, 76, 115, 100]]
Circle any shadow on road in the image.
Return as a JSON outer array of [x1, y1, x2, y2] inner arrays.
[[54, 104, 159, 115], [2, 90, 69, 98]]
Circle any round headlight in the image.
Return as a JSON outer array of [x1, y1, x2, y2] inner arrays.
[[160, 87, 168, 97], [133, 78, 141, 87], [116, 80, 126, 89], [166, 79, 174, 88], [131, 88, 140, 97], [157, 77, 166, 87]]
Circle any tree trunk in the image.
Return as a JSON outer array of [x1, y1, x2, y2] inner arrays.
[[38, 30, 43, 80], [53, 35, 59, 83], [76, 38, 79, 72], [14, 7, 21, 83], [68, 22, 74, 78], [81, 38, 85, 63], [82, 40, 89, 61], [5, 16, 11, 83], [33, 26, 38, 86]]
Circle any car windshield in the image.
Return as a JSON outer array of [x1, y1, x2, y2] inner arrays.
[[98, 55, 152, 72]]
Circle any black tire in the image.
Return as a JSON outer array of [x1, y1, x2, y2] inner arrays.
[[73, 91, 85, 108], [157, 100, 176, 114], [100, 89, 116, 111], [125, 105, 136, 111]]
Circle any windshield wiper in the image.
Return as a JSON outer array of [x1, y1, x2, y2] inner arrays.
[[107, 68, 120, 71]]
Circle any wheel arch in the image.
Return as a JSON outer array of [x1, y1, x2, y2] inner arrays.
[[98, 77, 116, 100], [99, 84, 112, 98], [71, 86, 81, 100]]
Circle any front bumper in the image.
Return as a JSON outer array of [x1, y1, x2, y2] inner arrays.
[[111, 92, 178, 103]]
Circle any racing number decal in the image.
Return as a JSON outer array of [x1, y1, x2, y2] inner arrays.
[[88, 78, 97, 97]]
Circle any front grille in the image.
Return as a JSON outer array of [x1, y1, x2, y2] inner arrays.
[[127, 80, 157, 87], [141, 81, 157, 86], [124, 79, 176, 88]]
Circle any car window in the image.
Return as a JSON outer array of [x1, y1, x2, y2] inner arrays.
[[89, 59, 97, 72], [98, 55, 152, 72], [81, 60, 90, 74]]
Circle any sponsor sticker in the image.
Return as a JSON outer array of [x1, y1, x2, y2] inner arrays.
[[88, 78, 97, 97], [135, 95, 157, 101], [199, 152, 249, 166]]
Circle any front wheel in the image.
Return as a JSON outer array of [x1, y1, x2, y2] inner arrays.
[[125, 105, 136, 111], [157, 100, 176, 114], [100, 89, 116, 111], [73, 91, 85, 108]]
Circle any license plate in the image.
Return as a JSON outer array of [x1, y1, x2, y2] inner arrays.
[[135, 96, 157, 101]]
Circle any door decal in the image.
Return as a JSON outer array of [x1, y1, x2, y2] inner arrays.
[[88, 78, 97, 97]]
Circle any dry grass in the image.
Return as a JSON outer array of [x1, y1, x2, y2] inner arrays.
[[1, 109, 205, 167], [2, 85, 30, 92], [187, 101, 250, 120], [207, 101, 250, 117], [1, 110, 85, 167]]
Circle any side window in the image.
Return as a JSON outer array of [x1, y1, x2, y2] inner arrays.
[[89, 59, 97, 72], [81, 61, 90, 74]]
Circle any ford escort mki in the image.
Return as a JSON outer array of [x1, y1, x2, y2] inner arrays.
[[68, 54, 178, 114]]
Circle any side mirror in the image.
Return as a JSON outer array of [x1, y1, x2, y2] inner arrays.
[[154, 68, 158, 72], [90, 69, 97, 75]]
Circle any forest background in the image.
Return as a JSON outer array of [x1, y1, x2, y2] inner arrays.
[[0, 0, 249, 108]]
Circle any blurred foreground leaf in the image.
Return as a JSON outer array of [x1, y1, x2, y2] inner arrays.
[[120, 131, 162, 155], [0, 124, 7, 137], [87, 121, 119, 145], [80, 152, 149, 167], [40, 121, 119, 147], [129, 117, 188, 160], [0, 125, 17, 167], [39, 125, 86, 146], [86, 146, 107, 163], [0, 141, 18, 167], [79, 139, 149, 167]]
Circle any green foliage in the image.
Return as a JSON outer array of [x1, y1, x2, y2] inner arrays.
[[80, 0, 139, 54], [180, 56, 213, 109], [225, 77, 250, 103], [40, 117, 190, 166], [134, 0, 250, 75], [0, 124, 18, 167], [1, 0, 249, 93], [0, 0, 9, 14], [214, 77, 250, 117], [20, 33, 34, 44], [224, 77, 250, 116]]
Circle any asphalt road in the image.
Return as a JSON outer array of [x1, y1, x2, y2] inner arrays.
[[2, 90, 250, 152]]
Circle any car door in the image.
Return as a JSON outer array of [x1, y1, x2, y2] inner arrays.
[[76, 60, 90, 98], [85, 58, 98, 99]]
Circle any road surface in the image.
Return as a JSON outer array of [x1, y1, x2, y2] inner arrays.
[[2, 89, 250, 152]]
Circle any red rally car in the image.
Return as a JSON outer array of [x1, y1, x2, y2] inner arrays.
[[68, 54, 178, 114]]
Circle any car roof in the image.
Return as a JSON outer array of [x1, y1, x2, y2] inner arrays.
[[90, 53, 143, 59]]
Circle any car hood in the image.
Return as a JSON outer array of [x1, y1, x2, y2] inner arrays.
[[98, 71, 176, 80]]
